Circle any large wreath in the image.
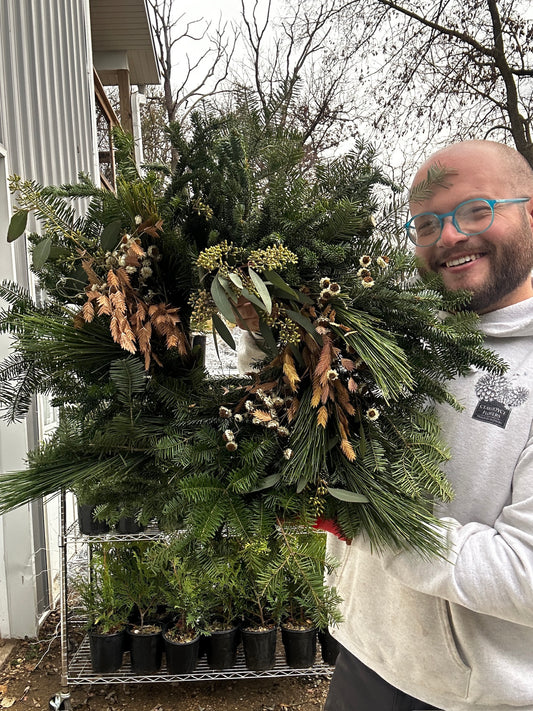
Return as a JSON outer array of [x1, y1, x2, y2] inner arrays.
[[1, 119, 503, 563]]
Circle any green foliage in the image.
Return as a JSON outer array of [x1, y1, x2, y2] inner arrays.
[[73, 543, 131, 633]]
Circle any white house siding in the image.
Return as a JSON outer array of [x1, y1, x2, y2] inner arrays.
[[0, 0, 100, 638]]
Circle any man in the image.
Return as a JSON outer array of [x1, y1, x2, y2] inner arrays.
[[322, 140, 533, 710], [238, 140, 533, 710]]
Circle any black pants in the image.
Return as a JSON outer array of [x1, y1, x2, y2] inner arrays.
[[324, 644, 440, 711]]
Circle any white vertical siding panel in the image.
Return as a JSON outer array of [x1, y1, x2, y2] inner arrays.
[[0, 0, 98, 188], [0, 0, 99, 638]]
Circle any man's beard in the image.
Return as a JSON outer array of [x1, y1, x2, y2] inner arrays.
[[464, 222, 533, 313]]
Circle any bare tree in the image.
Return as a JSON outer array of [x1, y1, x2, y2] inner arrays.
[[147, 0, 236, 125], [335, 0, 533, 166], [236, 0, 371, 156]]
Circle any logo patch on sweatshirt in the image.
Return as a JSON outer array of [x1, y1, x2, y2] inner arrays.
[[473, 374, 529, 428]]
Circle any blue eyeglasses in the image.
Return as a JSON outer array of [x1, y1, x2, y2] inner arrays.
[[405, 197, 530, 247]]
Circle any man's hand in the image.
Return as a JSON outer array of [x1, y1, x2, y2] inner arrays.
[[235, 295, 260, 332]]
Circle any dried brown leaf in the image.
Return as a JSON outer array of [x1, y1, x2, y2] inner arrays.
[[107, 270, 120, 289], [82, 301, 94, 323], [251, 409, 272, 422], [340, 439, 356, 461], [348, 377, 358, 393], [311, 381, 322, 408], [315, 337, 333, 379], [282, 349, 300, 392], [81, 259, 99, 284], [287, 397, 300, 422], [96, 294, 112, 316], [317, 405, 328, 428]]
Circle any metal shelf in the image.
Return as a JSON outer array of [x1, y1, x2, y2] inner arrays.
[[66, 520, 165, 543], [67, 635, 333, 684], [59, 495, 333, 689]]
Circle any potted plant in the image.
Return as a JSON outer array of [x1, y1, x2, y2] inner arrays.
[[239, 533, 285, 672], [199, 538, 246, 670], [114, 542, 164, 674], [278, 527, 342, 669], [155, 537, 208, 674], [73, 543, 130, 673]]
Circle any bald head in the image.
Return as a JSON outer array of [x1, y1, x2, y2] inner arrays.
[[411, 140, 533, 201]]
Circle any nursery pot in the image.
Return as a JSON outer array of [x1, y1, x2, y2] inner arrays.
[[126, 626, 163, 674], [205, 624, 240, 669], [241, 625, 277, 671], [77, 504, 109, 535], [318, 628, 340, 665], [163, 629, 201, 674], [89, 627, 125, 674], [281, 625, 317, 668], [116, 516, 145, 534]]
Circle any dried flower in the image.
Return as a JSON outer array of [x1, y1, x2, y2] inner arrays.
[[278, 426, 290, 437], [234, 413, 243, 423], [319, 277, 331, 289], [223, 429, 235, 442], [219, 406, 232, 419], [320, 289, 332, 300], [326, 369, 339, 382], [134, 215, 142, 225], [377, 255, 390, 268], [141, 266, 153, 279], [366, 408, 380, 421], [362, 277, 375, 288], [329, 282, 341, 294], [359, 255, 372, 267], [357, 268, 372, 278], [226, 441, 238, 452], [283, 448, 293, 460]]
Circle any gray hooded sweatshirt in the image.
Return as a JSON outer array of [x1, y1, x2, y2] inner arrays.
[[326, 297, 533, 710]]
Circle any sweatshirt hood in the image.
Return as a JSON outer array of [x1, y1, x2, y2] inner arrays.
[[479, 297, 533, 338]]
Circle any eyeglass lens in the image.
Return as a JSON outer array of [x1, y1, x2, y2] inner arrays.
[[409, 199, 493, 246]]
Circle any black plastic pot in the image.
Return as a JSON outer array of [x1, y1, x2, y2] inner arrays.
[[163, 630, 201, 674], [205, 624, 240, 669], [127, 626, 163, 674], [116, 517, 145, 534], [77, 504, 109, 535], [241, 625, 277, 671], [318, 628, 340, 665], [89, 627, 125, 673], [281, 625, 317, 668]]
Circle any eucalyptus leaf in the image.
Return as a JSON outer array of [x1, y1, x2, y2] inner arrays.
[[228, 272, 243, 290], [248, 267, 272, 314], [250, 473, 281, 492], [49, 246, 71, 260], [212, 313, 236, 350], [240, 287, 266, 311], [211, 275, 238, 324], [286, 309, 320, 342], [7, 210, 28, 243], [32, 237, 52, 270], [262, 269, 299, 298], [327, 487, 369, 503], [100, 219, 123, 252], [296, 477, 309, 494], [259, 320, 278, 354]]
